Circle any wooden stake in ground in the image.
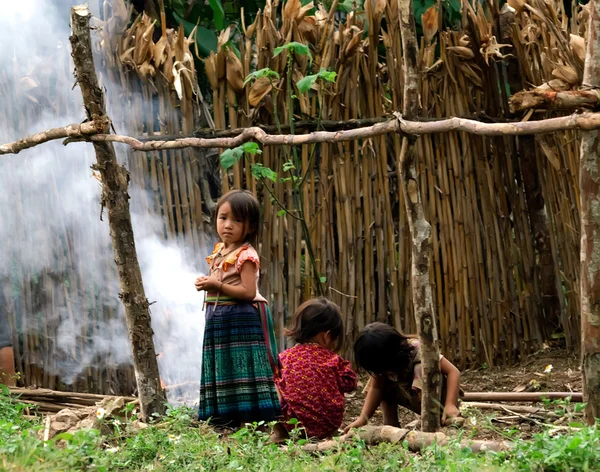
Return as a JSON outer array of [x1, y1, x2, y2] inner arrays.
[[580, 0, 600, 425], [69, 5, 166, 420], [397, 0, 441, 432]]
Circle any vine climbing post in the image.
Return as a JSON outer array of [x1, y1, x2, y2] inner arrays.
[[397, 0, 441, 431], [580, 0, 600, 425], [70, 4, 166, 420]]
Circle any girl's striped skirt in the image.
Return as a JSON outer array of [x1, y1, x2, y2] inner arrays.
[[198, 301, 281, 426]]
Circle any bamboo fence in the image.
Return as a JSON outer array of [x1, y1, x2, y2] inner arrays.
[[0, 0, 587, 394]]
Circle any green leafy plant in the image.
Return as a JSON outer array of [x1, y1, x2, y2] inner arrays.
[[296, 69, 337, 94]]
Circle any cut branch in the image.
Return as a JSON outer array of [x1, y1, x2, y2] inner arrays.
[[510, 89, 600, 112], [70, 4, 166, 421], [397, 0, 441, 433], [300, 426, 512, 453], [5, 113, 600, 156], [0, 121, 104, 155], [460, 401, 558, 416]]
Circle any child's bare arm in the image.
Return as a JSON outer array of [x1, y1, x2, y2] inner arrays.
[[195, 261, 257, 300], [343, 374, 384, 433], [440, 357, 460, 422]]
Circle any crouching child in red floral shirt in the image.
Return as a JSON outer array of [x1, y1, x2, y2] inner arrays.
[[270, 298, 357, 442]]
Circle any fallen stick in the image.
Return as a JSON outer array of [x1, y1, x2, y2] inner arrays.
[[460, 401, 557, 415], [13, 399, 84, 413], [463, 392, 582, 402], [299, 426, 512, 453], [4, 112, 600, 156], [9, 387, 137, 403]]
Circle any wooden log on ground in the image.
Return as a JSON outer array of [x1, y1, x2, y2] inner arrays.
[[510, 89, 600, 113], [300, 426, 512, 453], [462, 392, 582, 402], [69, 4, 166, 421]]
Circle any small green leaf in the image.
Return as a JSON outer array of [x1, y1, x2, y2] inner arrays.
[[53, 432, 75, 442], [283, 160, 296, 172], [277, 209, 286, 217], [319, 276, 327, 283], [274, 42, 312, 62], [241, 142, 262, 155], [288, 418, 300, 425], [244, 68, 280, 86], [568, 423, 585, 430], [208, 0, 225, 30], [251, 163, 277, 182], [296, 74, 318, 94], [220, 147, 243, 170], [317, 69, 337, 83]]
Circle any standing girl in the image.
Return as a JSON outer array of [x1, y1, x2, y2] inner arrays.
[[195, 190, 280, 427], [344, 322, 461, 432]]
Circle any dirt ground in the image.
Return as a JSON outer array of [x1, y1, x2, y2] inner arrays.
[[342, 346, 582, 441]]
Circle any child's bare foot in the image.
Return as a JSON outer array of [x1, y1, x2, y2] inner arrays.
[[268, 423, 289, 444]]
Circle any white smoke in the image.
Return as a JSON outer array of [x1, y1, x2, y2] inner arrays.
[[0, 0, 207, 404]]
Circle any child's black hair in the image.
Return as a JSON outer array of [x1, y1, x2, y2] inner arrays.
[[285, 297, 344, 352], [353, 322, 416, 377], [215, 189, 261, 247]]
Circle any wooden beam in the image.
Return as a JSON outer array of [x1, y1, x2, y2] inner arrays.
[[5, 112, 600, 156]]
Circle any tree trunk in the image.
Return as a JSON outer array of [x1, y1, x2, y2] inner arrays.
[[580, 0, 600, 425], [397, 0, 441, 432], [69, 5, 166, 421]]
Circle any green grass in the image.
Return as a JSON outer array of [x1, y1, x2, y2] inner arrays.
[[1, 389, 599, 471]]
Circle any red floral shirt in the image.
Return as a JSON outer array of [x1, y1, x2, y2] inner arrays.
[[275, 343, 357, 439]]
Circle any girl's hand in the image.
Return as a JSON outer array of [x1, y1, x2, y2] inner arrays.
[[195, 276, 222, 292], [342, 415, 368, 434], [442, 404, 460, 425]]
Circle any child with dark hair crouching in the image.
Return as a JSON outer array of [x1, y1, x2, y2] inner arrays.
[[344, 322, 461, 432], [270, 298, 357, 442]]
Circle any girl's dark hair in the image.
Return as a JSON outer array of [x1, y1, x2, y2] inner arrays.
[[285, 297, 344, 352], [215, 189, 261, 247], [354, 322, 415, 376]]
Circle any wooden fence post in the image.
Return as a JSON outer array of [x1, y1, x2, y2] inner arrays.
[[70, 4, 166, 420], [397, 0, 441, 431], [580, 0, 600, 424]]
